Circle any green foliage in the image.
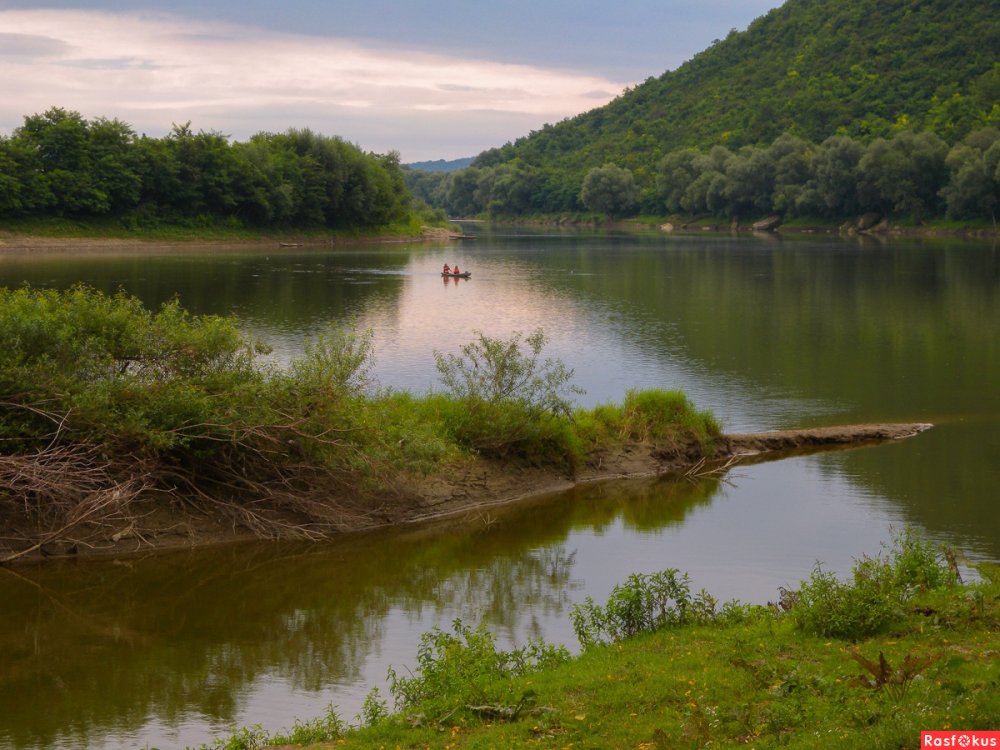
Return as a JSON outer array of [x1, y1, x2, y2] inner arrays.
[[0, 285, 264, 452], [434, 329, 584, 461], [272, 706, 345, 745], [570, 570, 719, 648], [356, 688, 390, 728], [434, 329, 581, 414], [790, 560, 899, 641], [572, 389, 720, 458], [411, 0, 1000, 222], [290, 324, 375, 398], [579, 163, 638, 218], [191, 705, 343, 749], [791, 530, 954, 640], [386, 619, 569, 720], [886, 528, 956, 592], [0, 108, 411, 230]]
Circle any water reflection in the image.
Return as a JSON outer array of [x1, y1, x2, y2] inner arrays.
[[0, 474, 719, 750]]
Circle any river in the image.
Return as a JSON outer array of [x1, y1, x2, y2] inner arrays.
[[1, 227, 997, 749]]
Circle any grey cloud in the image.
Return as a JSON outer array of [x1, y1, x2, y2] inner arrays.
[[0, 32, 71, 60], [57, 57, 160, 70]]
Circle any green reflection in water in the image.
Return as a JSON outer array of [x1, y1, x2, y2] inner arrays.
[[0, 475, 719, 749]]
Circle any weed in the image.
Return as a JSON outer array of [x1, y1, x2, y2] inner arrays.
[[849, 649, 939, 700], [386, 619, 568, 723], [791, 560, 898, 640], [791, 530, 955, 640], [356, 688, 389, 727], [570, 569, 717, 648]]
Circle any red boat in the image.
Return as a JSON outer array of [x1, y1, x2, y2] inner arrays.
[[441, 271, 471, 278]]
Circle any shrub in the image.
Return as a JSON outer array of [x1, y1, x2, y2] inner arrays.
[[570, 569, 718, 648], [290, 324, 375, 398], [792, 558, 899, 640], [433, 329, 584, 461], [791, 530, 955, 640], [885, 528, 954, 592], [434, 329, 582, 414], [387, 619, 569, 720]]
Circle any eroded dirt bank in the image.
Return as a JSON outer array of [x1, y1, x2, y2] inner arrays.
[[0, 423, 931, 564]]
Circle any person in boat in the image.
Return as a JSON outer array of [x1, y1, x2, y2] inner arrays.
[[442, 263, 451, 274], [452, 265, 459, 275]]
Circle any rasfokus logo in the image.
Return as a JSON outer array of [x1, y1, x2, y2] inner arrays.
[[922, 732, 1000, 747]]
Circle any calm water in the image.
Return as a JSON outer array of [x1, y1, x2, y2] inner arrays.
[[1, 228, 998, 749]]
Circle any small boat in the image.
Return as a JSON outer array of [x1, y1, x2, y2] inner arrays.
[[441, 271, 471, 278]]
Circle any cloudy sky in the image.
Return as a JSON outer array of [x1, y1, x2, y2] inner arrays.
[[0, 0, 780, 161]]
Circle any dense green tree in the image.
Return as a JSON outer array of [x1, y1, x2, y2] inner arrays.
[[858, 131, 949, 220], [0, 110, 411, 230], [656, 149, 702, 214], [15, 107, 108, 215], [724, 146, 775, 215], [443, 167, 484, 217], [941, 128, 1000, 223], [683, 147, 732, 215], [768, 133, 815, 215], [88, 117, 142, 214], [579, 164, 638, 218], [809, 135, 865, 216]]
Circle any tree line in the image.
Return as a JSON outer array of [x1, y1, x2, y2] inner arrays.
[[0, 107, 411, 229], [407, 126, 1000, 224]]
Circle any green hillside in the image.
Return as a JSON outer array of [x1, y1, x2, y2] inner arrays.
[[423, 0, 1000, 219]]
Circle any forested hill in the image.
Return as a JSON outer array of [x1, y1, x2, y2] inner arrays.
[[412, 0, 1000, 218], [498, 0, 999, 169]]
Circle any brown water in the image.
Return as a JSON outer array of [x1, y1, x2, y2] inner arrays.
[[1, 229, 997, 749]]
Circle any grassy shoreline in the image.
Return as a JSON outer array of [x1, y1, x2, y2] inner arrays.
[[0, 213, 452, 246], [194, 535, 1000, 750]]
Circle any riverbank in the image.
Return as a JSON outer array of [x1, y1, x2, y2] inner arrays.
[[227, 532, 1000, 750], [0, 219, 462, 254], [469, 213, 999, 240], [0, 420, 931, 564]]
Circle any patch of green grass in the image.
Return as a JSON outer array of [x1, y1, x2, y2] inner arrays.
[[574, 389, 721, 458]]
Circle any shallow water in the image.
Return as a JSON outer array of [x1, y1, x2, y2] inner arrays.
[[1, 228, 997, 749]]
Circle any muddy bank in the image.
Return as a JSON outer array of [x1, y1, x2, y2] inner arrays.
[[0, 422, 931, 565]]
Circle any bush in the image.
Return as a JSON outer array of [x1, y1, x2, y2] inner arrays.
[[791, 559, 900, 640], [886, 527, 954, 592], [790, 530, 956, 640], [387, 619, 569, 720], [433, 329, 584, 461], [290, 324, 375, 399], [434, 329, 581, 414], [570, 569, 718, 648]]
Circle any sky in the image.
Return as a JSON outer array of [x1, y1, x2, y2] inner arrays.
[[0, 0, 781, 161]]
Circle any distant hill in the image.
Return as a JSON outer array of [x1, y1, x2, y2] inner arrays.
[[405, 157, 475, 172], [454, 0, 1000, 215]]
